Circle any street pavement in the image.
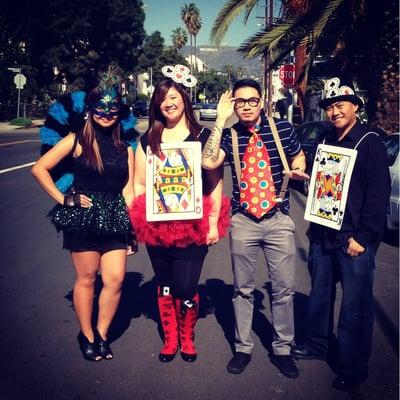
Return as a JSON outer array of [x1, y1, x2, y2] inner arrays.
[[0, 123, 398, 400]]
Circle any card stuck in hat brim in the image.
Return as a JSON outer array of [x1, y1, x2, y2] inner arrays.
[[318, 94, 364, 110]]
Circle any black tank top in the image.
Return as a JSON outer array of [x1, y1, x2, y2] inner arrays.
[[73, 127, 128, 194]]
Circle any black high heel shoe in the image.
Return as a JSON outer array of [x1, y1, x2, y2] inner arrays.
[[77, 332, 102, 362], [95, 328, 113, 360]]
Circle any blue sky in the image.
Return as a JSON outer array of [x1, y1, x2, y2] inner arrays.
[[143, 0, 282, 47]]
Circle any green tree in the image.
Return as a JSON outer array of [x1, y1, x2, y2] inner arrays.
[[1, 0, 146, 97], [211, 0, 399, 132], [197, 70, 229, 101], [138, 31, 165, 71], [171, 28, 188, 52], [181, 3, 201, 71]]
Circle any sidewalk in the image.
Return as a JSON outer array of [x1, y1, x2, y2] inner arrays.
[[0, 119, 45, 133]]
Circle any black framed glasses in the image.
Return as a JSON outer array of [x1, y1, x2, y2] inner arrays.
[[234, 97, 261, 108]]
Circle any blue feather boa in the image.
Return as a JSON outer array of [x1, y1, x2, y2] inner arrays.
[[40, 126, 61, 145], [121, 113, 137, 132], [71, 91, 86, 114], [49, 102, 69, 125], [55, 173, 74, 193]]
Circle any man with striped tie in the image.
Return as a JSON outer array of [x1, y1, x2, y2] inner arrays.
[[202, 79, 308, 378]]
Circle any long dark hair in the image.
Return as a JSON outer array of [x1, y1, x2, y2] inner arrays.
[[147, 79, 202, 156], [78, 87, 123, 173]]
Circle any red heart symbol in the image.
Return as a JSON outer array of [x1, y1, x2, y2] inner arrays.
[[179, 66, 186, 72], [176, 73, 183, 79]]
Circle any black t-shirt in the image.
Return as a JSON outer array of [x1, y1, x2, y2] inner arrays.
[[308, 121, 391, 249]]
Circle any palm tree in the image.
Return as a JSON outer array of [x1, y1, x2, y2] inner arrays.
[[211, 0, 399, 132], [191, 12, 202, 74], [171, 27, 188, 53], [222, 64, 234, 88], [180, 3, 201, 72]]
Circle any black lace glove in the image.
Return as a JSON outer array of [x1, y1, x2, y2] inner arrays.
[[63, 190, 81, 207], [127, 230, 138, 255]]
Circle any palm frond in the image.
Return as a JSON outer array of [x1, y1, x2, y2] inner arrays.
[[239, 0, 346, 66], [210, 0, 257, 46], [311, 0, 346, 42], [238, 22, 295, 58], [243, 0, 258, 25]]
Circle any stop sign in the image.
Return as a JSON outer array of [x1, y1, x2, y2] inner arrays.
[[279, 64, 295, 85]]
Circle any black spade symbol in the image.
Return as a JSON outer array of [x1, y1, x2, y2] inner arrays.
[[186, 77, 192, 83], [320, 158, 326, 166], [339, 211, 344, 216], [333, 207, 338, 215], [316, 156, 320, 162]]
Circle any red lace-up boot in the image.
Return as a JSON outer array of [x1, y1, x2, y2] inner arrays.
[[157, 286, 178, 362], [175, 293, 199, 362]]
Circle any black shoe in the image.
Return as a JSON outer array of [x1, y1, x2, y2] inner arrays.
[[159, 351, 177, 363], [269, 354, 299, 378], [227, 352, 252, 374], [332, 375, 362, 391], [94, 329, 113, 360], [291, 345, 326, 361], [181, 352, 197, 362], [77, 332, 102, 362]]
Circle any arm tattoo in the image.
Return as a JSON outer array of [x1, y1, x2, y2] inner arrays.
[[202, 125, 223, 163]]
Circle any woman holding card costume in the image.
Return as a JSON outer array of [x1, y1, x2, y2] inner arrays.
[[31, 66, 136, 362], [130, 65, 230, 363]]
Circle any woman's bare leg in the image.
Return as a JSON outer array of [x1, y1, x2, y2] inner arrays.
[[96, 249, 127, 339], [70, 251, 100, 342]]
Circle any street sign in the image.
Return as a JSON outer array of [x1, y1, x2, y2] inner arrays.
[[14, 73, 27, 89], [8, 67, 21, 73], [279, 64, 295, 86]]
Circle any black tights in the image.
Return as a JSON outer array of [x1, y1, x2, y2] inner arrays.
[[147, 244, 208, 300]]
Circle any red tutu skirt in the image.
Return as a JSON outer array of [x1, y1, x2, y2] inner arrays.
[[129, 194, 231, 247]]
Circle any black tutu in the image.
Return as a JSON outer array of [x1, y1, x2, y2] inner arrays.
[[48, 190, 132, 235]]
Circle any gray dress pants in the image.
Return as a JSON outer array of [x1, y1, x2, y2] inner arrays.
[[230, 211, 296, 355]]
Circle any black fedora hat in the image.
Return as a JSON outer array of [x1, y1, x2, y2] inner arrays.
[[318, 77, 364, 110]]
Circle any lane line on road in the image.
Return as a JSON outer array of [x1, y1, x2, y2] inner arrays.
[[0, 140, 40, 147], [0, 162, 35, 174]]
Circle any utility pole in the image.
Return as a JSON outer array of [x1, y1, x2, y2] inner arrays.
[[263, 0, 273, 116]]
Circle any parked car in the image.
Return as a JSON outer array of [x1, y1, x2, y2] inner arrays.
[[293, 121, 333, 195], [382, 132, 399, 231], [199, 103, 217, 121], [131, 100, 148, 117], [192, 102, 202, 110]]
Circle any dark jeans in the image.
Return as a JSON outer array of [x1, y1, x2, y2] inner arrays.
[[305, 240, 376, 381]]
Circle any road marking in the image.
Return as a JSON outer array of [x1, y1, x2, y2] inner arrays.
[[0, 139, 40, 147], [0, 161, 35, 174]]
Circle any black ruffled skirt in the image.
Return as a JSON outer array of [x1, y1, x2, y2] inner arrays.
[[47, 191, 133, 252]]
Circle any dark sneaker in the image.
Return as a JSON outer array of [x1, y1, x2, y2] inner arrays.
[[291, 345, 326, 361], [269, 354, 299, 378], [227, 352, 252, 374]]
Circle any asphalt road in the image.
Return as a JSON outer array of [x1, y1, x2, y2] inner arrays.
[[0, 124, 398, 400]]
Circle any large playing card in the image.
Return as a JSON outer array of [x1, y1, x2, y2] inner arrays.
[[145, 142, 203, 221], [304, 144, 357, 230]]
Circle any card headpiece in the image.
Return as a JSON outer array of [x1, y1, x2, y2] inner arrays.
[[319, 77, 363, 109], [161, 64, 197, 88]]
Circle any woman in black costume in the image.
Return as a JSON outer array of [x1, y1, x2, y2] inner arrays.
[[32, 69, 135, 361]]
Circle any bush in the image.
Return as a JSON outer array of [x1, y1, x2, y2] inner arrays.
[[10, 117, 32, 127], [136, 93, 149, 101]]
